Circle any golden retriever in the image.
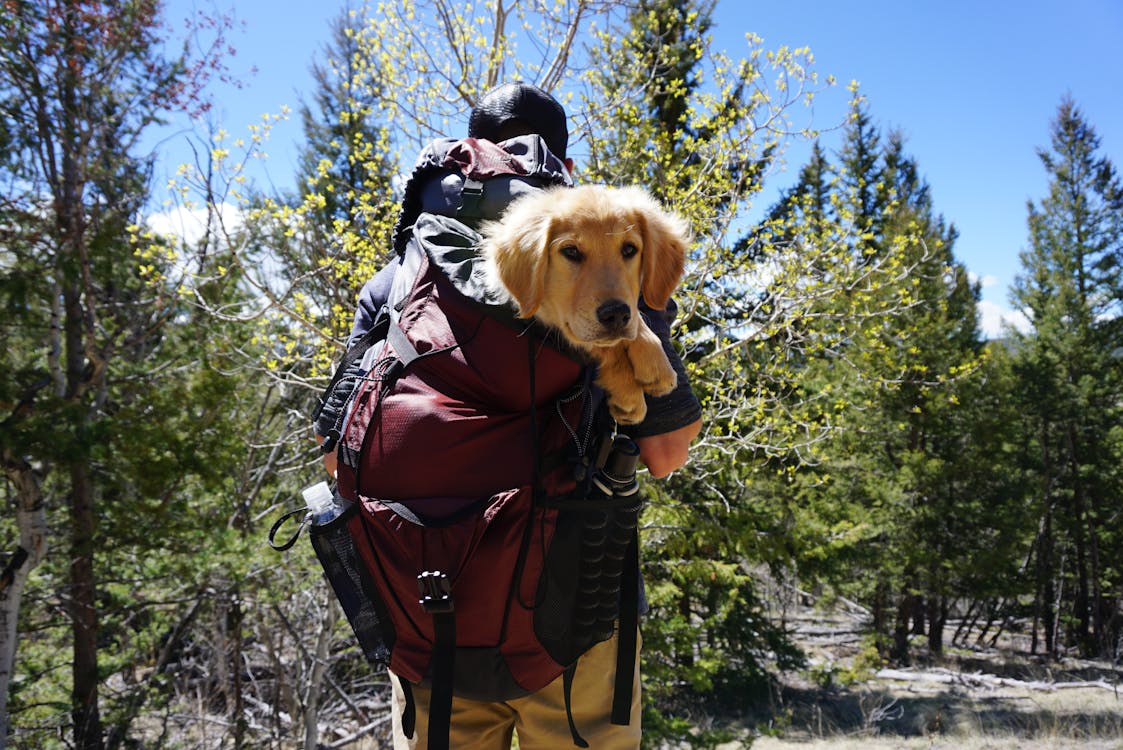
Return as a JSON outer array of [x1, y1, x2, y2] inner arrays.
[[481, 184, 690, 424]]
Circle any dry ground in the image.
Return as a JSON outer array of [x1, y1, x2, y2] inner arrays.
[[701, 593, 1123, 749]]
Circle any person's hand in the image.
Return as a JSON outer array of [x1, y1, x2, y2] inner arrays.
[[635, 419, 701, 478], [315, 434, 337, 479]]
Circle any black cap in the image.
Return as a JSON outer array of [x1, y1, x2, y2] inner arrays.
[[468, 83, 568, 159]]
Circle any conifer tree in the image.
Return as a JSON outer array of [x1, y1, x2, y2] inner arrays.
[[1010, 97, 1123, 658], [763, 103, 989, 663], [296, 6, 394, 233]]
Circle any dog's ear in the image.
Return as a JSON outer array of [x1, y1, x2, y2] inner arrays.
[[485, 206, 552, 318], [633, 191, 689, 310]]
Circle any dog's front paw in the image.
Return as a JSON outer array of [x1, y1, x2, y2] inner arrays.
[[607, 389, 648, 425], [628, 333, 677, 397], [631, 354, 676, 396]]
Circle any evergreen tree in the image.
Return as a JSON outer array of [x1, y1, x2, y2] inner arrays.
[[580, 0, 826, 734], [835, 100, 882, 253], [296, 5, 393, 232], [764, 104, 990, 663], [1009, 97, 1123, 658], [290, 3, 401, 344]]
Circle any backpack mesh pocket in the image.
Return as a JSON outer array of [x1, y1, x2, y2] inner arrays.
[[309, 504, 395, 666]]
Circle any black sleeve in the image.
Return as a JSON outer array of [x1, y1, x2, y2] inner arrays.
[[626, 297, 703, 439]]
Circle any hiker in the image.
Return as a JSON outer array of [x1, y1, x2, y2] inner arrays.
[[313, 82, 701, 750]]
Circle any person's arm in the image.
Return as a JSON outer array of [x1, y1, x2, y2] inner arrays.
[[316, 433, 337, 478], [636, 418, 701, 478], [629, 297, 703, 477]]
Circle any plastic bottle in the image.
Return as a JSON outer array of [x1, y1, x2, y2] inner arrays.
[[303, 481, 350, 525]]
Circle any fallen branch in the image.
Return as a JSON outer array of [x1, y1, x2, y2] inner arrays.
[[326, 714, 392, 749], [876, 667, 1120, 694]]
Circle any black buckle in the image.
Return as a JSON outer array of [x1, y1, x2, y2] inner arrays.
[[458, 177, 484, 218], [417, 571, 454, 614]]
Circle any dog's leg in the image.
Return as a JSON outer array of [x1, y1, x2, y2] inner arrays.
[[627, 323, 677, 398], [592, 346, 649, 425], [593, 324, 678, 425]]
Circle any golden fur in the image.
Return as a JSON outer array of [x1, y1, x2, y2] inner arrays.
[[481, 184, 690, 424]]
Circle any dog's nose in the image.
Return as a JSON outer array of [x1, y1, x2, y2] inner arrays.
[[596, 300, 631, 331]]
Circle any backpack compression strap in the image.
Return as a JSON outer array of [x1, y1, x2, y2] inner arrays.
[[380, 319, 458, 750], [417, 571, 455, 750], [611, 532, 640, 725]]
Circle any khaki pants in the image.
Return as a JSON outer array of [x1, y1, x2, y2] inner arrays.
[[390, 629, 642, 750]]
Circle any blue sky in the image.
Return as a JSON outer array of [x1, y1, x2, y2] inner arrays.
[[160, 0, 1123, 337]]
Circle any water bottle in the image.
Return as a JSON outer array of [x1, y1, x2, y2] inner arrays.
[[303, 481, 351, 525]]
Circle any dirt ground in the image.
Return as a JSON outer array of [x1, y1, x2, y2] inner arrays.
[[702, 594, 1123, 750]]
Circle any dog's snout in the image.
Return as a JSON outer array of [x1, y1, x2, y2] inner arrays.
[[596, 300, 631, 331]]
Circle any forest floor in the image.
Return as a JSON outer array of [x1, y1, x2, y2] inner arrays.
[[702, 592, 1123, 749]]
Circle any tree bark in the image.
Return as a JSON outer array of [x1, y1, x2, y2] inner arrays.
[[69, 461, 103, 750], [892, 590, 911, 664], [926, 595, 946, 656], [0, 454, 50, 749]]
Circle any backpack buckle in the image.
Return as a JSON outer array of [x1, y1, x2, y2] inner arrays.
[[417, 571, 454, 614], [458, 177, 484, 218]]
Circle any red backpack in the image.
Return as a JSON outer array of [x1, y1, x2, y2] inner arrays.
[[302, 138, 643, 750]]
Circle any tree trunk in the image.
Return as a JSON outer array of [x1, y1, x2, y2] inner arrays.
[[953, 599, 978, 647], [1036, 423, 1056, 657], [1040, 512, 1056, 656], [1067, 426, 1092, 656], [0, 454, 50, 748], [69, 461, 103, 750], [231, 592, 246, 750], [927, 595, 946, 656], [303, 595, 336, 750], [871, 579, 889, 658], [892, 590, 911, 664]]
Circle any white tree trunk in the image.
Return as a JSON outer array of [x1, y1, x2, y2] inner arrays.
[[0, 455, 49, 749], [303, 592, 337, 750]]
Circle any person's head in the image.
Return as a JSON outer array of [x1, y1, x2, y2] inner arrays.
[[468, 82, 569, 162]]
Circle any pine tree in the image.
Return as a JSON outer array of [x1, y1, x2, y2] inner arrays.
[[763, 103, 993, 662], [580, 0, 826, 730], [296, 5, 396, 235], [1009, 97, 1123, 658]]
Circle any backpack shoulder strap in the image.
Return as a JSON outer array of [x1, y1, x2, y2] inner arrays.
[[311, 306, 392, 451]]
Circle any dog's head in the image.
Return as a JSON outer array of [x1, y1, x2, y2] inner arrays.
[[481, 184, 689, 348]]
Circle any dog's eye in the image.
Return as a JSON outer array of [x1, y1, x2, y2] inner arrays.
[[621, 243, 638, 259], [559, 245, 584, 262]]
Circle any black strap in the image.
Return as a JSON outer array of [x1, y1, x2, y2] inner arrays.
[[381, 496, 490, 529], [427, 610, 456, 750], [611, 531, 640, 726], [513, 336, 547, 614], [267, 507, 308, 552], [311, 306, 391, 424], [527, 336, 543, 492], [562, 663, 590, 748], [398, 675, 417, 739]]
